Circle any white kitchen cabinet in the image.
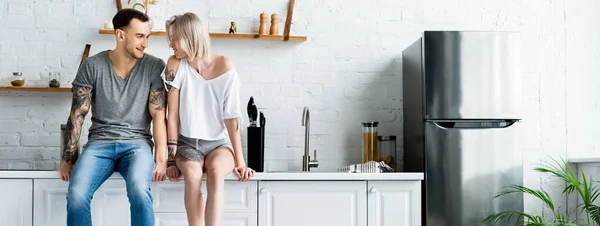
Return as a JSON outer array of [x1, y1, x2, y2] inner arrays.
[[367, 181, 421, 226], [258, 181, 367, 226], [33, 179, 130, 226], [0, 179, 32, 226], [152, 181, 257, 213], [153, 181, 258, 226], [155, 212, 257, 226], [2, 172, 422, 226]]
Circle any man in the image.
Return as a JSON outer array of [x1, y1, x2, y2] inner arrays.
[[59, 9, 167, 226]]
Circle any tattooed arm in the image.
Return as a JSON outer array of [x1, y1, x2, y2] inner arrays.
[[164, 56, 181, 163], [166, 86, 179, 162], [63, 85, 92, 161], [150, 85, 168, 182], [165, 85, 181, 182], [60, 85, 92, 181], [164, 56, 184, 182]]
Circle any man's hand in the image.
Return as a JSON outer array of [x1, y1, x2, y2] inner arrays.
[[59, 161, 74, 182], [152, 161, 167, 182], [166, 165, 181, 182]]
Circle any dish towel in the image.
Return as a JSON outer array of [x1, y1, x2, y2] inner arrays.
[[337, 161, 394, 173]]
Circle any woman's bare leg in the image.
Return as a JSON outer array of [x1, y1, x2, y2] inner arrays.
[[204, 147, 235, 226], [177, 159, 205, 226]]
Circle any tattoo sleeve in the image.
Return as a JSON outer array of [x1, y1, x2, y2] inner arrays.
[[149, 87, 166, 111], [164, 69, 175, 91], [62, 85, 92, 162], [165, 69, 176, 82]]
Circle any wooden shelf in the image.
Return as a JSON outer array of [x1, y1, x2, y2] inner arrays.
[[98, 29, 307, 42], [98, 29, 166, 36], [0, 86, 72, 92], [210, 33, 307, 42]]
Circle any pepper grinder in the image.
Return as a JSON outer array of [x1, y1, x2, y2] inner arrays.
[[269, 13, 278, 35], [259, 12, 268, 35]]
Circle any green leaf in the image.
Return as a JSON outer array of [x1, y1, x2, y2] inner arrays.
[[496, 185, 555, 212], [482, 211, 536, 225]]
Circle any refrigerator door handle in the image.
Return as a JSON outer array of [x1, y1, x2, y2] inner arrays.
[[432, 120, 519, 130]]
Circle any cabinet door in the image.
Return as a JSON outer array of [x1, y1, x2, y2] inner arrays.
[[155, 212, 257, 226], [33, 179, 130, 226], [258, 181, 366, 226], [153, 181, 257, 213], [367, 181, 421, 226], [0, 179, 33, 226]]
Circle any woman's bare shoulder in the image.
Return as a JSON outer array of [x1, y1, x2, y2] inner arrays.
[[213, 54, 235, 74]]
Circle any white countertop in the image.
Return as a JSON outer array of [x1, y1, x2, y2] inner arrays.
[[568, 158, 600, 164], [0, 170, 424, 181]]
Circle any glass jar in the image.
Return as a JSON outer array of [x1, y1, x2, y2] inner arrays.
[[11, 71, 24, 87], [48, 71, 61, 88], [378, 135, 397, 171], [362, 122, 379, 163]]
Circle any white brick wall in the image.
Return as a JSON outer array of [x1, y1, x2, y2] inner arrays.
[[0, 0, 597, 218]]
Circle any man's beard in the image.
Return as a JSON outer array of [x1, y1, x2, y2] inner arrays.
[[126, 47, 143, 59]]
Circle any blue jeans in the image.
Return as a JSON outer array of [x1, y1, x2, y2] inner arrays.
[[66, 142, 155, 226]]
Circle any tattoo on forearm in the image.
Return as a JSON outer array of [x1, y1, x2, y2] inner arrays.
[[168, 145, 177, 157], [150, 88, 166, 111], [167, 145, 177, 165], [63, 86, 92, 161]]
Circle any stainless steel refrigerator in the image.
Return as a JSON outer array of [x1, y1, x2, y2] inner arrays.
[[402, 31, 523, 226]]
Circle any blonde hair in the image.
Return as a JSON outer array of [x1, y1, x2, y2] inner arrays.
[[166, 12, 211, 60]]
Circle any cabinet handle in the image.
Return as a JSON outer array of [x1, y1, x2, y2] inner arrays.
[[370, 187, 378, 193], [260, 188, 267, 194]]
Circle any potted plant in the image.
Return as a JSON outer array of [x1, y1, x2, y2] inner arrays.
[[484, 157, 600, 225], [49, 78, 60, 88]]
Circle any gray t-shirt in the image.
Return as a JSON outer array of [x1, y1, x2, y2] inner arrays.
[[72, 50, 166, 147]]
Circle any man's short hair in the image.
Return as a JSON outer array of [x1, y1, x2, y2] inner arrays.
[[112, 8, 149, 31]]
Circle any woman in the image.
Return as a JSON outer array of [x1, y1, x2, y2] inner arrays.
[[162, 12, 255, 226]]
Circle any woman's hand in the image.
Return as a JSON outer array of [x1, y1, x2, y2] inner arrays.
[[166, 165, 181, 182], [233, 163, 255, 182]]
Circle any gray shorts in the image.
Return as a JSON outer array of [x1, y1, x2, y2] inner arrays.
[[176, 134, 232, 161]]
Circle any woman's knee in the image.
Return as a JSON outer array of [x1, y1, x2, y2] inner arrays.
[[205, 162, 232, 180], [178, 161, 204, 182], [205, 149, 234, 178], [205, 165, 228, 179]]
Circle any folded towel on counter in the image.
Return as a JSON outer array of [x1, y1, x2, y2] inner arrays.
[[337, 161, 395, 173]]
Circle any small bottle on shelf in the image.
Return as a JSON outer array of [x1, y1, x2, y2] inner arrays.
[[269, 13, 278, 35], [259, 12, 268, 35]]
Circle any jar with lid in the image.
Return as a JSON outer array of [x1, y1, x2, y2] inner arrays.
[[362, 122, 379, 163], [378, 135, 397, 171], [11, 71, 24, 87]]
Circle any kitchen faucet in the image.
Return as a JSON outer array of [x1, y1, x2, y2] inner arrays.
[[301, 107, 319, 171]]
